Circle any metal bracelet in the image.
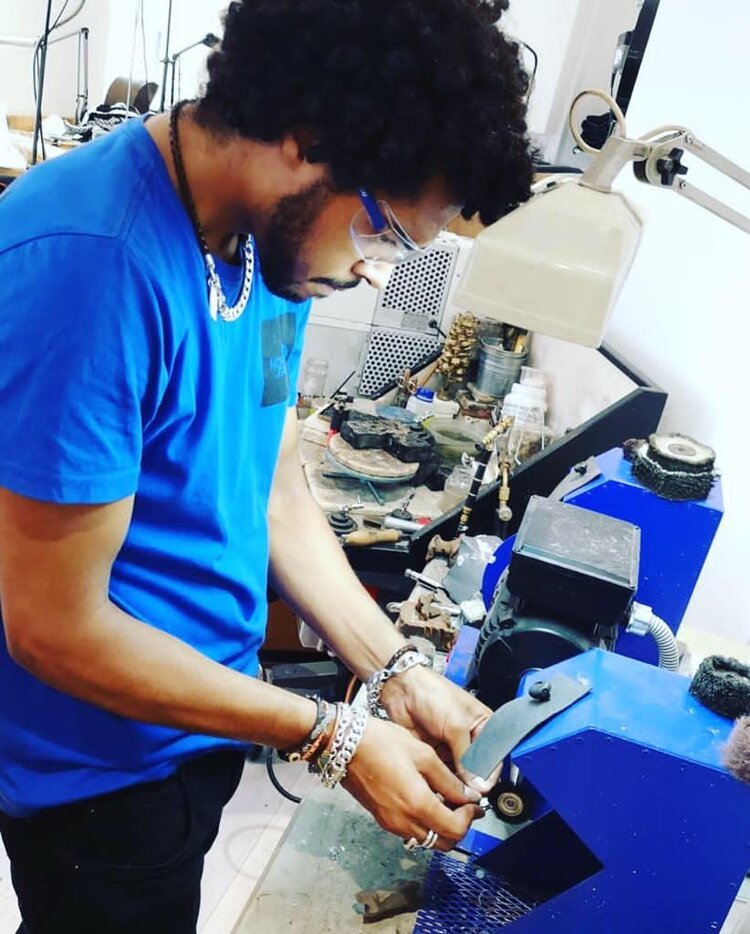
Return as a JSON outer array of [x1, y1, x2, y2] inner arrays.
[[365, 649, 431, 719], [317, 706, 369, 790], [312, 703, 352, 777]]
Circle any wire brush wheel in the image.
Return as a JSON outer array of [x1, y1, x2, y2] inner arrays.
[[689, 655, 750, 720], [724, 716, 750, 785]]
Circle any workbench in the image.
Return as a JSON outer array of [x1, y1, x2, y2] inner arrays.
[[233, 782, 432, 933]]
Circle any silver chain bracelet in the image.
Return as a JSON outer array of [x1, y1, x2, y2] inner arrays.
[[366, 649, 431, 719], [314, 704, 369, 789]]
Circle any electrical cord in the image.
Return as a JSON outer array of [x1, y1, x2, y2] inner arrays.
[[140, 0, 149, 93], [568, 88, 626, 155], [30, 0, 87, 161], [518, 40, 538, 104], [50, 0, 71, 32], [568, 89, 693, 162], [50, 0, 85, 31], [638, 124, 690, 142], [265, 747, 303, 804]]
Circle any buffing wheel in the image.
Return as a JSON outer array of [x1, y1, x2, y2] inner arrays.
[[689, 655, 750, 720], [631, 432, 717, 501]]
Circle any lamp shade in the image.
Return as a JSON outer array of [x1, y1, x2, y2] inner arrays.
[[454, 180, 644, 347]]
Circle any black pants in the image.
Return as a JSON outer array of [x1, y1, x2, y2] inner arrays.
[[0, 749, 245, 934]]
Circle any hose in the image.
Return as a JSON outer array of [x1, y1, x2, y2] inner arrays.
[[647, 614, 680, 672], [627, 603, 679, 671]]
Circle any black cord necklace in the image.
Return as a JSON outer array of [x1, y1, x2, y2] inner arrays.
[[169, 100, 253, 322]]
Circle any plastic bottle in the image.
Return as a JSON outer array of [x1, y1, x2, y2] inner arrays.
[[502, 388, 547, 465], [406, 388, 436, 420], [519, 366, 546, 389]]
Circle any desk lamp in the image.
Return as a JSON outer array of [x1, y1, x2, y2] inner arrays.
[[455, 89, 750, 347]]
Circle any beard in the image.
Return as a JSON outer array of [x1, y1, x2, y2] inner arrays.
[[255, 180, 359, 302]]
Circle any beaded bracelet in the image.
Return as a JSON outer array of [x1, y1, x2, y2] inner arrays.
[[366, 648, 431, 719]]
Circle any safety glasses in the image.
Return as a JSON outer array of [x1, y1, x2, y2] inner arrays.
[[350, 188, 427, 266]]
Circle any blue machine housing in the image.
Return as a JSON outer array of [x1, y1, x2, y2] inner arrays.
[[419, 649, 750, 933], [564, 447, 723, 664]]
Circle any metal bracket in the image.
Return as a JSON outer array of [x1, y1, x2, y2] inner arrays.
[[461, 674, 591, 781]]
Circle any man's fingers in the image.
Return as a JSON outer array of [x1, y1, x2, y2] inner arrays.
[[443, 720, 494, 794], [414, 792, 485, 846], [420, 749, 482, 805]]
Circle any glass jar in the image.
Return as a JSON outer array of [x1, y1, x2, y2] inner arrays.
[[502, 398, 546, 464], [441, 462, 474, 511], [300, 357, 329, 397]]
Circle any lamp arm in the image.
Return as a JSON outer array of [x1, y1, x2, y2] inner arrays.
[[171, 39, 207, 61], [579, 135, 650, 192], [579, 127, 750, 235], [633, 129, 750, 235]]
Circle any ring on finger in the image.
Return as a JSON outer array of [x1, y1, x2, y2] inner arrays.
[[422, 828, 438, 850], [403, 828, 438, 851]]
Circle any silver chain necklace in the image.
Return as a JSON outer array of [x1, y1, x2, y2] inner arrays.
[[169, 101, 253, 323], [205, 238, 254, 322]]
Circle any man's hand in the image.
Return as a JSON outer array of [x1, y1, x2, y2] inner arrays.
[[343, 717, 485, 851], [379, 665, 493, 792]]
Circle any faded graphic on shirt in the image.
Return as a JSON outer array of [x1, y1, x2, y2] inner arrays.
[[261, 313, 296, 407]]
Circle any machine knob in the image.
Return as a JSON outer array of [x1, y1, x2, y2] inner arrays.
[[529, 680, 552, 702]]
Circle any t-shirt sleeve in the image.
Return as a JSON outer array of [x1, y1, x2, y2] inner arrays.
[[0, 235, 164, 504], [286, 298, 313, 408]]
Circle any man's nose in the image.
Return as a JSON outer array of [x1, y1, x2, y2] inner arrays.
[[352, 260, 394, 291]]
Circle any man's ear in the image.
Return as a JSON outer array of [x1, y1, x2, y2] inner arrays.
[[281, 127, 321, 166]]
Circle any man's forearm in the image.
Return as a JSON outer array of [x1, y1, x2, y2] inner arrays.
[[12, 600, 317, 751], [268, 472, 407, 680]]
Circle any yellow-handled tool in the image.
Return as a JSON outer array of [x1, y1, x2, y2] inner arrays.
[[342, 529, 403, 547]]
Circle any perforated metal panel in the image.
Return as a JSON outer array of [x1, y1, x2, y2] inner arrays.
[[358, 327, 438, 398], [414, 853, 539, 932], [373, 242, 459, 333]]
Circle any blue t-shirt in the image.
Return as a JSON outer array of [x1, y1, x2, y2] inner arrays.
[[0, 119, 310, 817]]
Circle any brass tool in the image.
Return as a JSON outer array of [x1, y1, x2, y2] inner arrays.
[[456, 417, 513, 536]]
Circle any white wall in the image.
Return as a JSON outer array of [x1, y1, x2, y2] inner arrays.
[[607, 0, 750, 643], [0, 0, 107, 117], [0, 0, 224, 119], [102, 0, 225, 112], [502, 0, 640, 164]]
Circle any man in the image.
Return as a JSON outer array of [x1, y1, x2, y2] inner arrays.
[[0, 0, 532, 930]]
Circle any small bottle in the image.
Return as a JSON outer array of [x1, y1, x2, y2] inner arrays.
[[406, 388, 436, 420], [297, 357, 329, 418]]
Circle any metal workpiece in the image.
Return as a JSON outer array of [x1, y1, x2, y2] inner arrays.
[[404, 568, 445, 591], [385, 598, 459, 617], [382, 515, 424, 534]]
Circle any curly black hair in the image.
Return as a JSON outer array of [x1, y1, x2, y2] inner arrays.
[[196, 0, 532, 224]]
